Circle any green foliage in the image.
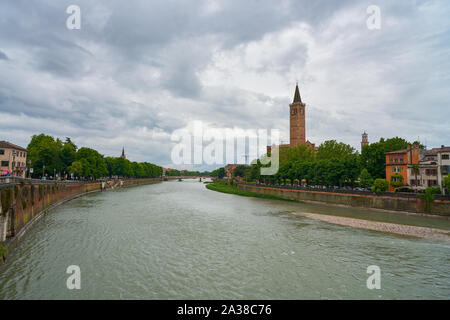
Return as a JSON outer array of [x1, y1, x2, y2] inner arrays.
[[316, 140, 355, 161], [371, 179, 389, 194], [105, 157, 162, 178], [22, 199, 27, 210], [27, 134, 162, 179], [30, 186, 35, 206], [233, 165, 250, 178], [0, 243, 7, 258], [390, 173, 404, 188], [206, 181, 298, 202], [280, 144, 316, 163], [360, 137, 411, 179], [359, 169, 373, 188], [417, 187, 440, 212], [1, 188, 12, 215], [443, 174, 450, 192], [38, 185, 44, 200], [210, 167, 225, 179]]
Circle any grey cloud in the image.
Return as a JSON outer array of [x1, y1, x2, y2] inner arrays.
[[0, 0, 449, 169], [0, 50, 8, 60]]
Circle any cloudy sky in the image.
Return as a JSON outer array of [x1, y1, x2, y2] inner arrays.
[[0, 0, 449, 169]]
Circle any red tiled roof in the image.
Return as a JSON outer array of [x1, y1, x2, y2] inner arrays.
[[0, 141, 28, 152]]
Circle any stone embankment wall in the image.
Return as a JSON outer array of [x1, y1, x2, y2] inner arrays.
[[238, 184, 450, 216], [0, 178, 161, 262]]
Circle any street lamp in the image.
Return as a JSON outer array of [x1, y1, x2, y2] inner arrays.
[[54, 168, 56, 180], [11, 150, 16, 177], [42, 164, 45, 180], [28, 160, 31, 179]]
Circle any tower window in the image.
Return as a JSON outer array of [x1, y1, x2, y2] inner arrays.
[[291, 108, 297, 115], [300, 108, 304, 115]]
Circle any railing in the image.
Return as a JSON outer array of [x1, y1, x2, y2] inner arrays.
[[0, 176, 163, 187]]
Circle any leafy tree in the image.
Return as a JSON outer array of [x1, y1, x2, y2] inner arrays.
[[371, 179, 388, 194], [27, 134, 68, 177], [280, 144, 316, 163], [69, 161, 83, 178], [390, 173, 404, 188], [211, 167, 225, 179], [316, 140, 355, 161], [443, 174, 450, 193], [233, 165, 250, 178], [360, 137, 410, 179], [359, 169, 373, 188]]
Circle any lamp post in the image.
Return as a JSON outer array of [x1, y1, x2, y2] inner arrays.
[[42, 164, 45, 180], [12, 150, 16, 178], [54, 168, 56, 180], [28, 160, 31, 179]]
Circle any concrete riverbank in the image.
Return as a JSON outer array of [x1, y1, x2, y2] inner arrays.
[[238, 184, 450, 216]]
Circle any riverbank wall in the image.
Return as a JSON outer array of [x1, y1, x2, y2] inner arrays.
[[0, 178, 161, 263], [237, 184, 450, 216]]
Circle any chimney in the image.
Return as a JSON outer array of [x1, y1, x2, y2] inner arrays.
[[442, 145, 445, 148]]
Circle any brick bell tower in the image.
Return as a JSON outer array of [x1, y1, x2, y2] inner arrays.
[[289, 83, 306, 146]]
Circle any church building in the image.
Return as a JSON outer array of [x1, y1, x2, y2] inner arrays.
[[268, 83, 316, 154]]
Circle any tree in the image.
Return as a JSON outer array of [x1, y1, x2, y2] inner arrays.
[[69, 161, 83, 178], [371, 179, 388, 194], [359, 169, 373, 188], [316, 140, 355, 161], [390, 173, 404, 188], [211, 167, 225, 179], [280, 144, 316, 163], [443, 174, 450, 194], [233, 165, 250, 178], [360, 137, 411, 179], [27, 134, 64, 177], [411, 164, 420, 187]]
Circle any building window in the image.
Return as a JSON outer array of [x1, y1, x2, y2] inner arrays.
[[291, 108, 297, 115], [442, 166, 450, 175], [300, 108, 304, 115], [442, 154, 450, 160], [1, 161, 9, 167], [0, 149, 4, 155]]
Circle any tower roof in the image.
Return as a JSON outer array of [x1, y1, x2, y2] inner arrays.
[[293, 83, 302, 103]]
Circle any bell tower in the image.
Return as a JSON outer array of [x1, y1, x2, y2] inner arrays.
[[289, 83, 306, 146], [361, 132, 369, 151]]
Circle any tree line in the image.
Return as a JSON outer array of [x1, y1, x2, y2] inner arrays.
[[213, 137, 427, 193], [27, 134, 162, 179]]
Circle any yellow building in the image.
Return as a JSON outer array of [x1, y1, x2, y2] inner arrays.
[[0, 141, 28, 178]]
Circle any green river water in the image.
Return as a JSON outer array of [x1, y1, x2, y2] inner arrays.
[[0, 180, 449, 299]]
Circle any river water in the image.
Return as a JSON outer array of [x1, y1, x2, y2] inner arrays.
[[0, 180, 449, 299]]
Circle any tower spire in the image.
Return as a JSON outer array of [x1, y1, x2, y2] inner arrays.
[[293, 83, 302, 103], [121, 146, 126, 159]]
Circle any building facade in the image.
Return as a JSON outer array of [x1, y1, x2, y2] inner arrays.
[[385, 144, 420, 192], [437, 147, 450, 191], [387, 145, 449, 193], [0, 141, 28, 178]]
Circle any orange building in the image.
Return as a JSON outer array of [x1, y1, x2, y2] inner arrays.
[[385, 144, 420, 191]]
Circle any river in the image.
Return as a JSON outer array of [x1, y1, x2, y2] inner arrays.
[[0, 180, 449, 299]]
